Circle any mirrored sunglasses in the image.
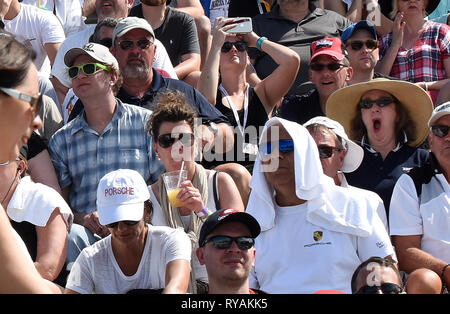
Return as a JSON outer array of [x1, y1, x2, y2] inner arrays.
[[106, 220, 140, 229], [0, 86, 42, 117], [259, 139, 294, 156], [117, 38, 153, 51], [67, 62, 110, 79], [221, 41, 248, 53], [157, 132, 195, 149], [318, 145, 343, 159], [346, 39, 378, 51], [202, 235, 255, 250], [359, 97, 394, 109], [310, 63, 348, 72], [431, 125, 450, 138], [355, 283, 403, 294]]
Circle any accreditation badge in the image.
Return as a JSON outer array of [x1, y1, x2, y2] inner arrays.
[[242, 143, 258, 156]]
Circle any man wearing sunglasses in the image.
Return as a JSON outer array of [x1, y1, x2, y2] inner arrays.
[[389, 102, 450, 294], [196, 208, 262, 294], [108, 17, 233, 155], [304, 116, 388, 230], [341, 20, 386, 86], [49, 42, 164, 265], [280, 36, 353, 125], [65, 169, 191, 294]]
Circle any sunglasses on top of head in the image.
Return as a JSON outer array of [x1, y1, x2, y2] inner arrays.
[[355, 283, 403, 294], [158, 132, 195, 149], [202, 235, 255, 250], [0, 87, 42, 117], [431, 125, 450, 138], [317, 145, 343, 159], [346, 39, 378, 51], [117, 38, 153, 51], [221, 41, 248, 53], [358, 97, 394, 109], [309, 63, 348, 72], [259, 139, 294, 157], [106, 220, 140, 229], [67, 62, 110, 79]]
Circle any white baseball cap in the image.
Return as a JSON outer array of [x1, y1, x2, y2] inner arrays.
[[96, 169, 150, 226], [64, 42, 119, 70], [428, 102, 450, 127], [304, 116, 364, 173]]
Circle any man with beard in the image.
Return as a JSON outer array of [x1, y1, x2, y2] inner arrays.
[[196, 208, 262, 294], [50, 0, 176, 106], [129, 0, 201, 85]]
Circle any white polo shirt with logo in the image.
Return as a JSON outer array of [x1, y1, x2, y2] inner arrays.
[[249, 202, 394, 294]]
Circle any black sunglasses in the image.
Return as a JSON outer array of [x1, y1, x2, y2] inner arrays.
[[318, 145, 343, 159], [67, 62, 110, 79], [202, 235, 255, 250], [0, 87, 42, 117], [221, 41, 248, 53], [106, 220, 140, 229], [359, 97, 394, 109], [310, 63, 348, 72], [431, 125, 450, 138], [346, 39, 378, 51], [355, 283, 403, 294], [157, 132, 195, 149], [98, 38, 113, 48], [117, 38, 153, 51]]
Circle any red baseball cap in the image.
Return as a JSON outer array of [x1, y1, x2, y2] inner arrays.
[[310, 37, 345, 64]]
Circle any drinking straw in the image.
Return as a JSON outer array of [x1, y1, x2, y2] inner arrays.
[[176, 160, 185, 188]]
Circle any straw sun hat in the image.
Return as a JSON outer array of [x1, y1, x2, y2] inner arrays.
[[326, 78, 434, 147]]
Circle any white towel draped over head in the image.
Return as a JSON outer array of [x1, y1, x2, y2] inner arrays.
[[247, 117, 374, 237]]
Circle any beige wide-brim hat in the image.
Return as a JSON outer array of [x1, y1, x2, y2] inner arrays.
[[326, 78, 433, 147]]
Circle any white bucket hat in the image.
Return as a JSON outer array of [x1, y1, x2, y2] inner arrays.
[[304, 116, 364, 173], [96, 169, 150, 226]]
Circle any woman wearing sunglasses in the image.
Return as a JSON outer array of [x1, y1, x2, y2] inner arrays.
[[0, 35, 63, 293], [375, 0, 450, 104], [147, 91, 244, 294], [197, 16, 300, 175], [327, 78, 433, 218]]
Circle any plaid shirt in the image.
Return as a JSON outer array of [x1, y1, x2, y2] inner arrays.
[[48, 99, 164, 214], [379, 21, 450, 102]]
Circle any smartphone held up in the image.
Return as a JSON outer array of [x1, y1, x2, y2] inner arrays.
[[225, 17, 252, 34]]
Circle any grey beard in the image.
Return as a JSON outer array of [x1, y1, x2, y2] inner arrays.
[[122, 63, 149, 80]]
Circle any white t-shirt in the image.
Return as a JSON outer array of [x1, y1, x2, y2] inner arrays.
[[65, 224, 191, 294], [389, 173, 450, 263], [51, 26, 178, 89], [149, 170, 219, 282], [21, 0, 87, 37], [4, 3, 66, 77], [249, 202, 395, 294]]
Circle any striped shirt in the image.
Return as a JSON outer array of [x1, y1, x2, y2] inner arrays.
[[48, 99, 164, 214]]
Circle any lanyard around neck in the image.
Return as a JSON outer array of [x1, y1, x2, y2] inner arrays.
[[219, 83, 249, 137]]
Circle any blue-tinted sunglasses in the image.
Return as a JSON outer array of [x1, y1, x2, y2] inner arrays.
[[260, 139, 294, 156]]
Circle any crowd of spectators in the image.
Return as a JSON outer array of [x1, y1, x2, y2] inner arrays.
[[0, 0, 449, 295]]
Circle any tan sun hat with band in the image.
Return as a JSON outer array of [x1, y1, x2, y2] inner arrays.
[[326, 78, 433, 147]]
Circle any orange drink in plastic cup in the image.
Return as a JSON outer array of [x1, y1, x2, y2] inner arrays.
[[162, 170, 187, 208]]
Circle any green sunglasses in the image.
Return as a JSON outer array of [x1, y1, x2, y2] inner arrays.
[[67, 62, 110, 79]]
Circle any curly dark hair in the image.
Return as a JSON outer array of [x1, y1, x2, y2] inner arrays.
[[147, 91, 197, 141], [350, 94, 417, 145]]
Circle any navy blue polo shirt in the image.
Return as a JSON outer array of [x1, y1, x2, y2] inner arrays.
[[68, 69, 230, 126], [346, 142, 430, 219]]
